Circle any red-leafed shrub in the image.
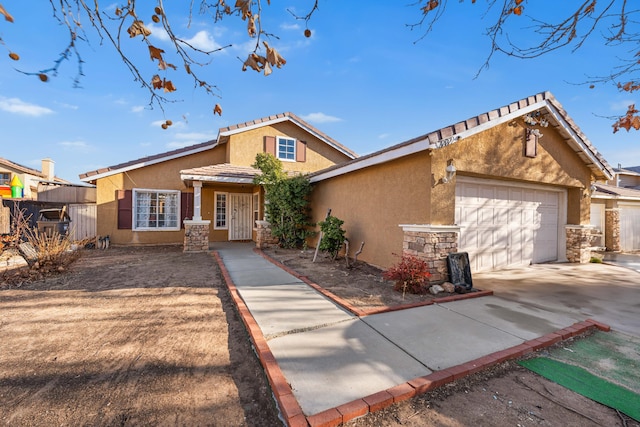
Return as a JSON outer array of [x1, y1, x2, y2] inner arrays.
[[382, 254, 430, 297]]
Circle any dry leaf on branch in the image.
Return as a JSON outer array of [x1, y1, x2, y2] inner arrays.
[[235, 0, 251, 20], [9, 52, 19, 61], [151, 74, 163, 89], [263, 41, 286, 68], [127, 20, 151, 38], [163, 79, 176, 93], [0, 4, 14, 22], [214, 104, 223, 116], [613, 104, 640, 133], [247, 14, 257, 37], [149, 45, 165, 62], [242, 53, 262, 72]]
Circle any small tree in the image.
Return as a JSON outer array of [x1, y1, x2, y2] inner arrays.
[[383, 254, 431, 298], [318, 215, 346, 260], [253, 153, 314, 248]]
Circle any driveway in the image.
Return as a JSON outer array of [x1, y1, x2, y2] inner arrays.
[[473, 261, 640, 338]]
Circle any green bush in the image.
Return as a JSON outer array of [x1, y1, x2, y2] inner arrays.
[[318, 215, 346, 260], [253, 153, 315, 249]]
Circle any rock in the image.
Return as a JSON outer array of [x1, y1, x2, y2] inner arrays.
[[429, 284, 445, 295], [442, 282, 455, 293]]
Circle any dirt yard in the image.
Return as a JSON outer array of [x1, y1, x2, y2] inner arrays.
[[1, 246, 637, 426]]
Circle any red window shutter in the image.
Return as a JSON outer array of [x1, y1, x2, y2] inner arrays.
[[117, 189, 132, 229], [264, 136, 276, 155], [296, 140, 307, 162], [181, 192, 194, 228]]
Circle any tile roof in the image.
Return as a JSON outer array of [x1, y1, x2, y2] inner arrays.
[[79, 140, 216, 181], [0, 158, 45, 178], [593, 182, 640, 199], [311, 91, 614, 182], [180, 163, 301, 183], [217, 112, 358, 159]]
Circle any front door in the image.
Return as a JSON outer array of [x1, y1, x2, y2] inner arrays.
[[228, 193, 252, 240]]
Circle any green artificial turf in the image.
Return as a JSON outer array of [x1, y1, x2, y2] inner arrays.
[[519, 357, 640, 421]]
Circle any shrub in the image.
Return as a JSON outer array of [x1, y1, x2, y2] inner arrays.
[[382, 254, 430, 296], [318, 215, 346, 260]]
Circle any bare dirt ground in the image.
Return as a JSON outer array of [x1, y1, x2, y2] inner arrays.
[[1, 246, 637, 427], [0, 246, 280, 427]]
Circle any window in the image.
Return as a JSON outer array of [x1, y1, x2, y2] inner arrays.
[[132, 189, 180, 231], [215, 192, 228, 229], [277, 136, 296, 161], [0, 173, 9, 186], [253, 192, 260, 228]]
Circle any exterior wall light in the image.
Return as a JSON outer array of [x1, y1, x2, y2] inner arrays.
[[443, 163, 457, 184]]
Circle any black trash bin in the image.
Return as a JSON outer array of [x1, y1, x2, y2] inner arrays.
[[37, 208, 71, 237]]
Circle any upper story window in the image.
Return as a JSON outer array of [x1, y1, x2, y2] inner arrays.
[[132, 189, 180, 231], [0, 173, 10, 186], [277, 137, 296, 161]]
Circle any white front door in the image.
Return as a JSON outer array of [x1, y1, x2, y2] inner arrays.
[[228, 193, 252, 240], [455, 178, 564, 272]]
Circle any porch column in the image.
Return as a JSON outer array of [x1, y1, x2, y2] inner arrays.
[[192, 180, 203, 221], [565, 225, 595, 263], [399, 224, 460, 285], [605, 208, 621, 252]]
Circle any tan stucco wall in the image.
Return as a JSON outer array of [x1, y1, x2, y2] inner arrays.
[[96, 148, 225, 245], [310, 121, 595, 269], [429, 121, 592, 225], [227, 121, 353, 171], [310, 152, 432, 269]]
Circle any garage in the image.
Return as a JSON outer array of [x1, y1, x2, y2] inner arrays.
[[619, 204, 640, 252], [455, 178, 565, 272]]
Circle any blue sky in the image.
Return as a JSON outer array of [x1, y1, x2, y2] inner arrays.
[[0, 1, 638, 183]]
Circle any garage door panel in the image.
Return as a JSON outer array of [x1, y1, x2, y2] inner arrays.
[[620, 205, 640, 252], [456, 181, 561, 272]]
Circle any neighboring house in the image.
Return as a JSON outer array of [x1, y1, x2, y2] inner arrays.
[[591, 166, 640, 252], [308, 91, 614, 281], [79, 112, 358, 248], [0, 158, 66, 199]]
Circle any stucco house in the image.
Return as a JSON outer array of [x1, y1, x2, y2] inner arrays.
[[80, 91, 616, 282], [591, 166, 640, 252], [307, 91, 614, 282], [0, 158, 64, 199], [79, 112, 358, 249]]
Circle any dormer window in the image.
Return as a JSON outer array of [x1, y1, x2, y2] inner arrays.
[[277, 137, 296, 161]]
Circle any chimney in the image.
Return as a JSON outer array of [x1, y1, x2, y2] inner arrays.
[[42, 158, 55, 181]]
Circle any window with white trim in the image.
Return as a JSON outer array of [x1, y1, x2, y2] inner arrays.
[[133, 189, 180, 231], [277, 136, 296, 161], [215, 192, 228, 229], [0, 173, 10, 186]]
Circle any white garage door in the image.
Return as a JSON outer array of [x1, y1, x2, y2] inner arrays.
[[455, 179, 562, 272], [620, 204, 640, 252]]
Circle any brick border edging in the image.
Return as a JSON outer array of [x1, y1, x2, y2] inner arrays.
[[304, 318, 612, 427], [214, 251, 612, 427], [254, 248, 493, 317], [212, 251, 308, 426]]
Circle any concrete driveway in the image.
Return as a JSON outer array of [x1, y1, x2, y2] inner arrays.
[[473, 260, 640, 338]]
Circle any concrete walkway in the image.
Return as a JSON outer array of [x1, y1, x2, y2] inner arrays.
[[214, 243, 609, 425]]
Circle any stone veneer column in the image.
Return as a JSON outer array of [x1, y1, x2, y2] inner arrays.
[[399, 224, 460, 285], [565, 225, 594, 263], [255, 220, 278, 249], [605, 208, 621, 252], [183, 219, 211, 252]]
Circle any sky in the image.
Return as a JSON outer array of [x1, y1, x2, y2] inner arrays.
[[0, 1, 638, 183]]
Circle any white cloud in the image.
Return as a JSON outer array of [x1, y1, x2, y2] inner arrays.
[[610, 99, 635, 112], [55, 101, 79, 110], [300, 112, 342, 124], [182, 30, 221, 51], [280, 23, 301, 31], [131, 105, 146, 113], [148, 22, 221, 52], [0, 97, 54, 116], [378, 133, 390, 139], [58, 140, 92, 152]]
